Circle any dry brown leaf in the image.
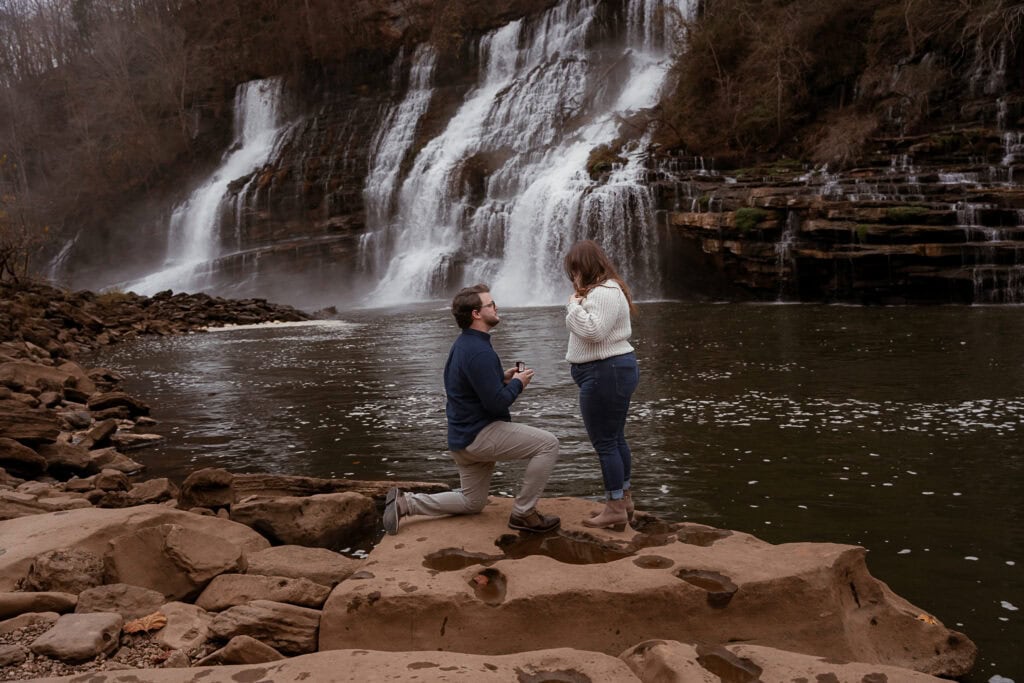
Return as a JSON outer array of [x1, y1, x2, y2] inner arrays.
[[124, 611, 168, 633], [916, 613, 938, 625]]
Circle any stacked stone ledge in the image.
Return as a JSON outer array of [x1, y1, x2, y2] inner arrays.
[[0, 281, 979, 681]]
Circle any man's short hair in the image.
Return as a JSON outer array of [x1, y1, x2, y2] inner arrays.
[[451, 283, 490, 329]]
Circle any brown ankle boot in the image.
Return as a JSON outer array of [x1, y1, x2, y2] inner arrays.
[[582, 498, 629, 531]]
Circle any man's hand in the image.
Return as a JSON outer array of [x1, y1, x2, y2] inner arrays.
[[512, 368, 534, 389], [503, 366, 517, 382]]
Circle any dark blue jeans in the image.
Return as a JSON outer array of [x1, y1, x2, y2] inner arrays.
[[570, 351, 639, 500]]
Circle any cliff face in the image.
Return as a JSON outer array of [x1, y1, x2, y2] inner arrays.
[[50, 0, 1024, 305]]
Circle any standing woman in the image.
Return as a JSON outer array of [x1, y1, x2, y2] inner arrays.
[[564, 239, 640, 530]]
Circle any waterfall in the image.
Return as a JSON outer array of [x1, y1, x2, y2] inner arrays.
[[360, 0, 695, 306], [126, 78, 287, 295]]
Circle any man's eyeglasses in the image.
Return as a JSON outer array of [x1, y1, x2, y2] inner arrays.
[[476, 301, 497, 311]]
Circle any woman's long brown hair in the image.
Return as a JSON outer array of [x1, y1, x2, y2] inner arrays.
[[563, 239, 637, 315]]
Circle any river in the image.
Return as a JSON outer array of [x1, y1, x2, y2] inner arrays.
[[94, 302, 1022, 681]]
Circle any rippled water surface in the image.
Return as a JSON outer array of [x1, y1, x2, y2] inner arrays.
[[95, 303, 1022, 681]]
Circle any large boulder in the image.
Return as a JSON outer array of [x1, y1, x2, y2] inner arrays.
[[245, 546, 362, 587], [230, 492, 377, 548], [0, 505, 270, 591], [34, 442, 95, 479], [208, 600, 321, 655], [318, 497, 976, 679], [0, 361, 74, 393], [105, 523, 246, 600]]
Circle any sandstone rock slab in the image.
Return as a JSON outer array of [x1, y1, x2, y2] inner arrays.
[[178, 467, 234, 510], [0, 505, 270, 591], [230, 491, 377, 548], [196, 573, 331, 611], [245, 545, 362, 587], [153, 601, 212, 652], [208, 600, 320, 655], [319, 497, 976, 678], [195, 634, 284, 666], [105, 523, 246, 600], [0, 591, 76, 619], [76, 583, 166, 620], [30, 647, 639, 682], [29, 611, 122, 662]]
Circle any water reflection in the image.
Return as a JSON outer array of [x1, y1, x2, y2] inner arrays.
[[95, 303, 1023, 681]]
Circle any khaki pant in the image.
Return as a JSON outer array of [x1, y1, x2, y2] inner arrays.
[[405, 421, 559, 517]]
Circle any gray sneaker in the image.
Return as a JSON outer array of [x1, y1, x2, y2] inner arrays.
[[508, 507, 560, 533], [383, 486, 403, 535]]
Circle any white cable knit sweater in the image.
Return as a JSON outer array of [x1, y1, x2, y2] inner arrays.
[[564, 279, 634, 363]]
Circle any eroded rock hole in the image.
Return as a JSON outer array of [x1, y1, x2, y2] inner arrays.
[[469, 567, 507, 606], [422, 549, 502, 571], [633, 555, 674, 569], [676, 525, 732, 547], [675, 569, 738, 608], [516, 669, 593, 683], [497, 531, 633, 565]]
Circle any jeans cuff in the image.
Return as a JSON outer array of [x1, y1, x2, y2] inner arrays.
[[607, 489, 625, 500]]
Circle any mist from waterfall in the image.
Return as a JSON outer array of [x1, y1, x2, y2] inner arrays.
[[361, 0, 694, 306], [125, 78, 287, 296]]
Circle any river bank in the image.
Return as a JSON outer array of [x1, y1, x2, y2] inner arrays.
[[0, 282, 983, 680]]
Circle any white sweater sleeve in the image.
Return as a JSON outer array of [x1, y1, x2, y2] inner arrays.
[[565, 284, 622, 342], [564, 281, 634, 363]]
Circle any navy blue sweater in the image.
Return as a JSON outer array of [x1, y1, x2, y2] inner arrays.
[[444, 328, 522, 450]]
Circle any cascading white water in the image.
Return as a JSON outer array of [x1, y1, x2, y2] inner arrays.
[[361, 0, 694, 306], [126, 78, 286, 295]]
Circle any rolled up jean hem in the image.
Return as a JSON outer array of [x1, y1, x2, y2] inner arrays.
[[607, 489, 624, 500]]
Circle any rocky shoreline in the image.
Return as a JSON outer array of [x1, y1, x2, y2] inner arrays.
[[0, 281, 979, 681]]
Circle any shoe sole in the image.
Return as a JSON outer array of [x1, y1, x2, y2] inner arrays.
[[507, 520, 560, 533], [383, 487, 400, 535]]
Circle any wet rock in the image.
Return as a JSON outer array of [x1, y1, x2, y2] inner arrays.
[[208, 600, 321, 655], [126, 478, 177, 504], [196, 574, 331, 611], [194, 634, 284, 666], [94, 469, 130, 492], [230, 491, 377, 549], [179, 467, 235, 510], [35, 442, 95, 479], [153, 601, 212, 652], [110, 432, 163, 451], [22, 548, 105, 594], [105, 523, 246, 601], [88, 447, 144, 474], [245, 545, 362, 587], [80, 418, 117, 449], [29, 611, 122, 662], [76, 583, 165, 620], [0, 591, 77, 619], [86, 392, 149, 418]]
